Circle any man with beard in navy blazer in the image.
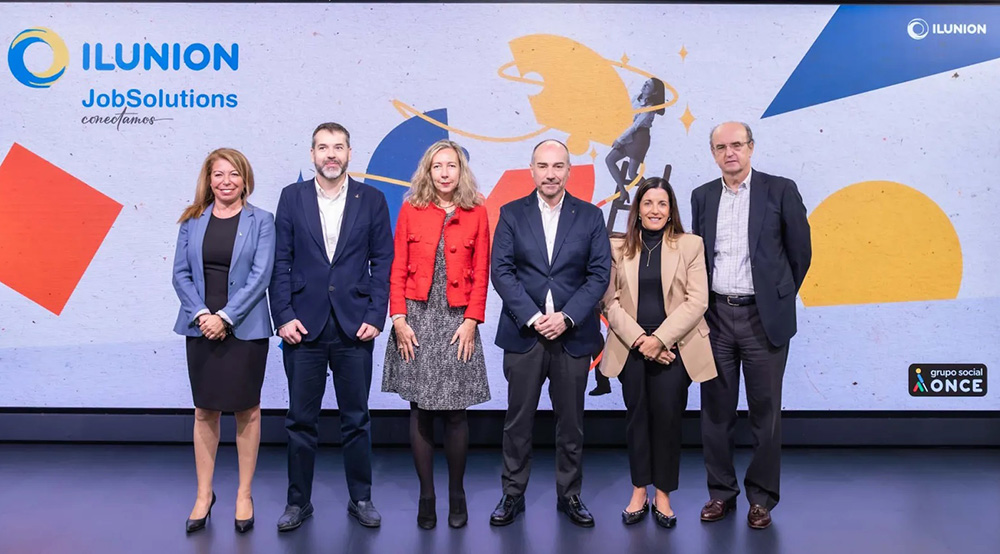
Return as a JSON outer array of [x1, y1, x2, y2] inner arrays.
[[488, 139, 612, 528], [691, 121, 811, 530], [270, 122, 393, 531]]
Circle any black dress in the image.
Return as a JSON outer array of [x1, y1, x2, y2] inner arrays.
[[186, 213, 268, 412]]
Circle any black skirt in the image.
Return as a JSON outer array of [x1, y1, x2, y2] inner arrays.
[[186, 335, 268, 412]]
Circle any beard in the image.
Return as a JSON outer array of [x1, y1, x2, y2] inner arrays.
[[315, 159, 347, 180]]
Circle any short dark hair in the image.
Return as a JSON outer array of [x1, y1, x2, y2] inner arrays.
[[530, 138, 570, 164], [312, 122, 351, 148]]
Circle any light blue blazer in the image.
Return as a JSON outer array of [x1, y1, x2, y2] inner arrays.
[[172, 203, 275, 340]]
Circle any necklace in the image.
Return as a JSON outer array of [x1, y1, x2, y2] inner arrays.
[[641, 236, 663, 267]]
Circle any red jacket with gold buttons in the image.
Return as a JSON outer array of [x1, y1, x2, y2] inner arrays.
[[389, 201, 491, 322]]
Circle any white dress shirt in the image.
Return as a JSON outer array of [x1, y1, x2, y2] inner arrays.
[[316, 177, 348, 263], [712, 167, 755, 295], [527, 192, 573, 328]]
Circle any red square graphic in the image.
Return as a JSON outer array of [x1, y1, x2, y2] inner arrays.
[[0, 143, 122, 315]]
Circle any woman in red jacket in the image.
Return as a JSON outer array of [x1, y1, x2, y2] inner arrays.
[[382, 139, 491, 530]]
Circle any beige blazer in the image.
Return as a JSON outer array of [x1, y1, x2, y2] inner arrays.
[[599, 234, 717, 383]]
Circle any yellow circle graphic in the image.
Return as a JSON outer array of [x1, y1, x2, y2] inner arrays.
[[800, 181, 962, 307]]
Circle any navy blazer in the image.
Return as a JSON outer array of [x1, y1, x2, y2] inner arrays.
[[691, 169, 812, 347], [172, 203, 275, 340], [269, 177, 393, 339], [491, 191, 612, 358]]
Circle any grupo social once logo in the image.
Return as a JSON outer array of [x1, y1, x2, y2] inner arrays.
[[8, 27, 69, 88], [907, 18, 930, 40], [909, 364, 988, 397]]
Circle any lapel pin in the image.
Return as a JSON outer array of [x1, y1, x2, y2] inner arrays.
[[354, 193, 360, 198]]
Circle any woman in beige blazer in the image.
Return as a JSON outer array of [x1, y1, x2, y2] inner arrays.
[[600, 177, 717, 528]]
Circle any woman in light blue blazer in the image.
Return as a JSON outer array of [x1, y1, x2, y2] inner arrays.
[[172, 148, 274, 534]]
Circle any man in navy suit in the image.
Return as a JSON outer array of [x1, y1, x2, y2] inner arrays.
[[691, 122, 811, 530], [270, 122, 393, 530], [488, 139, 612, 527]]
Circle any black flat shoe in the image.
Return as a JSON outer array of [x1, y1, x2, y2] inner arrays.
[[417, 497, 436, 530], [235, 497, 254, 533], [186, 492, 216, 533], [621, 500, 649, 525], [652, 503, 677, 528], [448, 495, 468, 528]]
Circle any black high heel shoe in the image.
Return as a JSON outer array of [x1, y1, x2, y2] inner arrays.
[[417, 497, 436, 529], [651, 502, 677, 528], [235, 497, 254, 533], [186, 492, 216, 533], [448, 495, 468, 529]]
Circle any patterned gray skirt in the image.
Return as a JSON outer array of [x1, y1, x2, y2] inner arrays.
[[382, 216, 490, 410]]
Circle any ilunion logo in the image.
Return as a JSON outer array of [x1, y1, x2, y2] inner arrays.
[[8, 27, 69, 88], [907, 18, 930, 40]]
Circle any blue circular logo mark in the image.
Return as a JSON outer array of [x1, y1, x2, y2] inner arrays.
[[8, 27, 69, 88]]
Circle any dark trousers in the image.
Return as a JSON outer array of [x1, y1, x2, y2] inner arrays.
[[700, 298, 788, 510], [501, 339, 590, 499], [619, 349, 691, 493], [284, 312, 374, 506]]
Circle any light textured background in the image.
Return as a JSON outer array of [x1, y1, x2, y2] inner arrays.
[[0, 3, 996, 410]]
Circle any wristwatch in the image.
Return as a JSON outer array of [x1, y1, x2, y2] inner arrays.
[[563, 315, 573, 328]]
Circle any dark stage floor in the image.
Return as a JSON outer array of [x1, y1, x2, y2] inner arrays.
[[0, 444, 996, 554]]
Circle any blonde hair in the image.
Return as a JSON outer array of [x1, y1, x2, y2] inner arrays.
[[406, 140, 481, 209], [178, 148, 255, 223]]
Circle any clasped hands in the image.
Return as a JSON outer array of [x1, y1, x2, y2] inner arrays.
[[198, 314, 228, 341], [632, 334, 676, 365], [533, 312, 568, 341], [393, 317, 478, 363]]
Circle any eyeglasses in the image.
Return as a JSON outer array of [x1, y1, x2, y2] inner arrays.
[[713, 141, 751, 153]]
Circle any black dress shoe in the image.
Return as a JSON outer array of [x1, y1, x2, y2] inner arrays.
[[652, 503, 676, 529], [185, 492, 216, 533], [235, 497, 254, 533], [621, 500, 649, 525], [557, 495, 595, 527], [348, 499, 382, 528], [417, 497, 436, 530], [276, 503, 313, 532], [489, 494, 525, 526]]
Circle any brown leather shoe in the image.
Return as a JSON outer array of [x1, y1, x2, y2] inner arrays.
[[747, 504, 772, 529], [700, 498, 736, 522]]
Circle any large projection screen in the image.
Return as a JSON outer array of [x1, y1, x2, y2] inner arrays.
[[1, 3, 996, 411]]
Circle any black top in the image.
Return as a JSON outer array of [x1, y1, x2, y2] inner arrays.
[[636, 227, 666, 330], [202, 213, 240, 313]]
